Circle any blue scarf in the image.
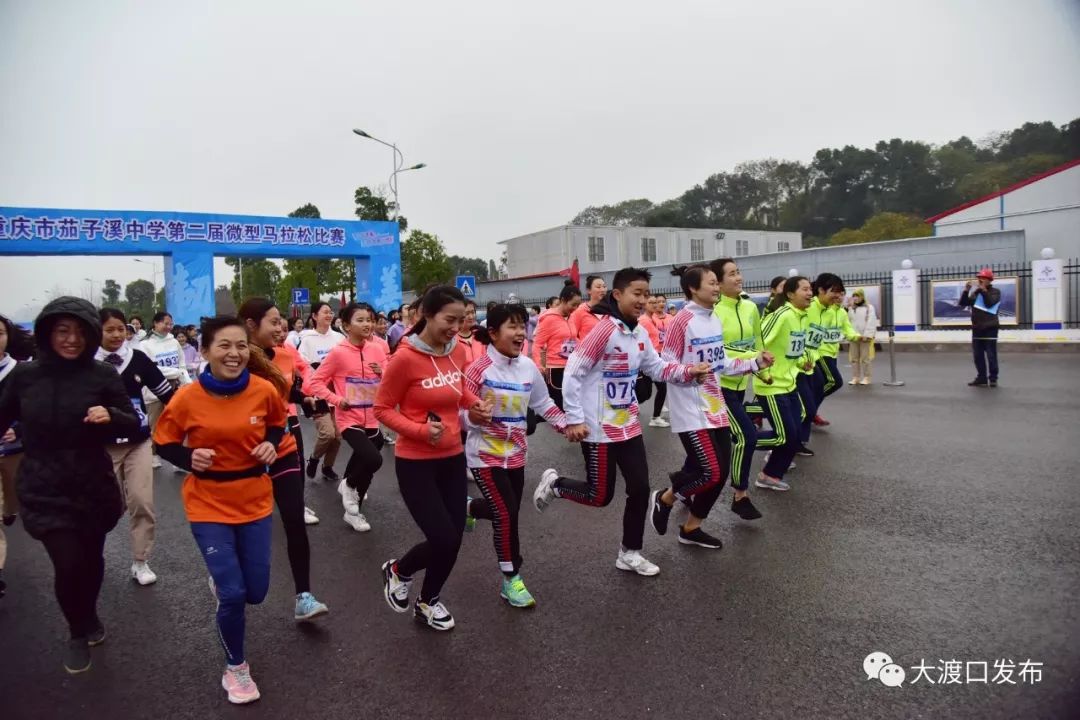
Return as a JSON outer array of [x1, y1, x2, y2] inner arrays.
[[199, 367, 250, 396]]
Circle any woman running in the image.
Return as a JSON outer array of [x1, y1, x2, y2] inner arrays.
[[531, 280, 582, 411], [569, 274, 607, 341], [0, 297, 139, 674], [0, 315, 34, 599], [807, 273, 861, 424], [458, 299, 480, 367], [643, 293, 670, 427], [97, 308, 176, 586], [306, 302, 389, 533], [753, 277, 814, 492], [649, 266, 769, 549], [375, 285, 492, 631], [237, 299, 329, 619], [153, 315, 289, 704], [298, 302, 344, 482], [464, 304, 570, 607], [141, 311, 192, 469]]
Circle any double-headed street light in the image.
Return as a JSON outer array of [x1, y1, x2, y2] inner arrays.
[[352, 129, 427, 221]]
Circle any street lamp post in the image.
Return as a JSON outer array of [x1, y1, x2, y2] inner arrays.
[[352, 129, 426, 221], [83, 277, 96, 303], [133, 258, 163, 301]]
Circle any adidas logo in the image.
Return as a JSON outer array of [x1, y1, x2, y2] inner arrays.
[[422, 370, 462, 389]]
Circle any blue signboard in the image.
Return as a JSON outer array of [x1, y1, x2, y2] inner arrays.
[[291, 288, 310, 305], [456, 275, 477, 298], [0, 206, 402, 321]]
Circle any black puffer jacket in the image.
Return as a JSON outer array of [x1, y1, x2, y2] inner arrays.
[[0, 297, 139, 539]]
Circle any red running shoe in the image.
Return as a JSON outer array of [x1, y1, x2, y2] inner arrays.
[[812, 415, 830, 427]]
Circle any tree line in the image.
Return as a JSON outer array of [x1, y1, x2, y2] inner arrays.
[[571, 118, 1080, 247]]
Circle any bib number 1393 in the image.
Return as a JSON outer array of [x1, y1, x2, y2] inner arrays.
[[786, 331, 806, 359]]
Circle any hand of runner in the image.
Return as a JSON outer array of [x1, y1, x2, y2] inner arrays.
[[689, 362, 711, 381], [468, 400, 494, 425], [338, 398, 350, 410], [250, 441, 277, 465], [2, 428, 15, 443], [565, 424, 588, 442], [757, 352, 775, 369], [427, 420, 444, 445], [191, 448, 215, 472], [368, 362, 383, 376], [83, 406, 111, 424]]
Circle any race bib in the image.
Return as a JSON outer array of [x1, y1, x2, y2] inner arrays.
[[600, 370, 637, 429], [690, 334, 725, 371], [806, 324, 826, 349], [130, 397, 149, 430], [786, 331, 807, 359], [479, 380, 530, 459], [155, 351, 180, 369], [559, 337, 577, 359], [344, 376, 379, 408], [825, 328, 843, 343]]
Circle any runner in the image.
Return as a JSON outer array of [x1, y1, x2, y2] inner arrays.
[[375, 285, 492, 631], [237, 299, 330, 620], [458, 299, 481, 367], [532, 267, 709, 576], [140, 311, 192, 469], [153, 315, 290, 703], [463, 303, 571, 607], [752, 277, 814, 492], [530, 280, 582, 411], [297, 302, 344, 482], [97, 308, 177, 586], [0, 297, 140, 674], [642, 293, 670, 427], [0, 314, 34, 600], [273, 325, 319, 513], [762, 275, 788, 316], [569, 275, 607, 341], [807, 273, 861, 423], [285, 317, 305, 349], [306, 302, 389, 533], [649, 265, 769, 549]]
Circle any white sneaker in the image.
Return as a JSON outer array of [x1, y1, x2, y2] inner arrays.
[[303, 506, 319, 525], [338, 478, 360, 515], [151, 456, 162, 469], [662, 406, 670, 417], [414, 599, 455, 631], [343, 512, 371, 532], [615, 549, 660, 576], [648, 417, 671, 428], [763, 451, 795, 471], [533, 468, 559, 513], [131, 561, 158, 586]]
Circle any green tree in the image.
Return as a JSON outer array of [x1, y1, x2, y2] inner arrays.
[[224, 258, 281, 305], [101, 279, 122, 307], [448, 255, 489, 282], [829, 212, 931, 245], [278, 204, 329, 308], [354, 185, 407, 234], [571, 198, 655, 226], [215, 285, 237, 315], [155, 287, 166, 310], [401, 229, 452, 291], [124, 279, 157, 321]]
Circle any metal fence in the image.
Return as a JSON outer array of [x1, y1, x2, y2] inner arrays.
[[1067, 258, 1080, 329], [917, 261, 1032, 330]]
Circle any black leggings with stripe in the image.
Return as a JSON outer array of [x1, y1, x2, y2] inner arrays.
[[553, 435, 649, 551], [753, 391, 802, 481], [674, 428, 731, 520], [814, 356, 842, 405], [469, 467, 524, 576]]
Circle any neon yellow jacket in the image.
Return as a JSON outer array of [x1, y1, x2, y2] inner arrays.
[[754, 302, 809, 396], [714, 293, 762, 392], [806, 297, 860, 359]]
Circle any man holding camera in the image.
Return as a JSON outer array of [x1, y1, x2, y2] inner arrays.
[[959, 268, 1002, 387]]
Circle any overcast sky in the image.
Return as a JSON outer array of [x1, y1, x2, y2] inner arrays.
[[2, 0, 1078, 320]]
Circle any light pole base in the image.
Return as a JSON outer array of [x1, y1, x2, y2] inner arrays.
[[883, 381, 905, 387]]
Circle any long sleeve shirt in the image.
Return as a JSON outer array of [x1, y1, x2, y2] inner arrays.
[[305, 338, 389, 432], [714, 294, 763, 392], [754, 302, 810, 396]]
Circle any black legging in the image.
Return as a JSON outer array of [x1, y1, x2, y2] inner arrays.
[[527, 368, 565, 434], [41, 528, 107, 639], [288, 415, 305, 468], [342, 426, 384, 512], [469, 467, 525, 577], [395, 454, 467, 605], [269, 452, 310, 595], [652, 382, 667, 418]]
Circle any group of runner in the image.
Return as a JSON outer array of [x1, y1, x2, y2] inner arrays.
[[0, 257, 867, 704]]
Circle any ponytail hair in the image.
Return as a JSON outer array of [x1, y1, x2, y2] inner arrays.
[[670, 264, 711, 299], [473, 303, 528, 345], [559, 280, 582, 303], [405, 284, 466, 338]]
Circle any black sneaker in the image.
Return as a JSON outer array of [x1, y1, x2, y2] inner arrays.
[[731, 496, 763, 520], [322, 467, 341, 483], [989, 381, 998, 387], [678, 526, 723, 549], [649, 489, 672, 536], [305, 457, 319, 479], [968, 378, 988, 387], [796, 445, 815, 457], [88, 621, 106, 647], [64, 638, 91, 674]]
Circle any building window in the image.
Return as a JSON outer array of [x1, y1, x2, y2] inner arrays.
[[736, 239, 750, 257], [588, 236, 605, 263], [777, 240, 790, 252], [690, 238, 704, 262], [640, 237, 656, 263]]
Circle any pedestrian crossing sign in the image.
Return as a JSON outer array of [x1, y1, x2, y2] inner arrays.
[[456, 275, 476, 298]]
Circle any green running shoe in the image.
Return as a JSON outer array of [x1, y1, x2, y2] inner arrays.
[[500, 574, 536, 608], [464, 497, 476, 533]]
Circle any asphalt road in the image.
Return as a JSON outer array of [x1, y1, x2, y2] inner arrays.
[[2, 351, 1078, 719]]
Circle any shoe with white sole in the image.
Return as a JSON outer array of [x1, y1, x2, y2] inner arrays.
[[533, 468, 559, 513], [343, 512, 371, 532], [303, 506, 319, 525], [860, 377, 871, 385], [151, 456, 162, 469], [648, 416, 670, 428], [131, 561, 158, 586], [414, 599, 455, 631], [222, 662, 260, 704], [294, 591, 329, 621], [381, 560, 412, 613], [755, 473, 791, 491], [615, 549, 660, 576], [338, 478, 360, 515]]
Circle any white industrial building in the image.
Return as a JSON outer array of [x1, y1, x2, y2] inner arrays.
[[928, 158, 1080, 259], [498, 225, 803, 277]]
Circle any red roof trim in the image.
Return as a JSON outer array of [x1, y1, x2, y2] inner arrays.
[[478, 270, 562, 284], [925, 157, 1080, 224]]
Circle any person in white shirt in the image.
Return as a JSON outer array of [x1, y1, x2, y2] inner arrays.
[[297, 302, 344, 481], [285, 317, 305, 349], [139, 311, 192, 469], [846, 289, 878, 385]]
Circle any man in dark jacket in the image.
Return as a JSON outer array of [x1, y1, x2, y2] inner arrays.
[[0, 296, 140, 674], [959, 268, 1002, 387]]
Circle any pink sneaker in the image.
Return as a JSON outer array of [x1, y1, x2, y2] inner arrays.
[[222, 662, 261, 704]]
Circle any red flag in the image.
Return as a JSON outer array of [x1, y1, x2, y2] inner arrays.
[[559, 258, 581, 288], [340, 290, 347, 308]]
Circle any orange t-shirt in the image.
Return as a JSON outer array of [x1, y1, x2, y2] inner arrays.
[[153, 375, 288, 524], [531, 309, 576, 368], [570, 302, 599, 341], [639, 314, 662, 352], [267, 345, 301, 456]]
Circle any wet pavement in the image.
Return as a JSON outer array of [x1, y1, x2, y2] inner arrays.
[[1, 351, 1078, 719]]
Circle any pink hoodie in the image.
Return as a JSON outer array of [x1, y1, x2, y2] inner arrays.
[[304, 337, 389, 431]]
